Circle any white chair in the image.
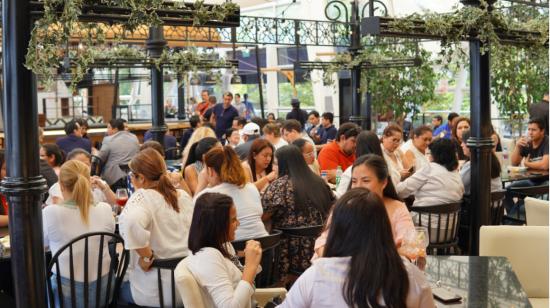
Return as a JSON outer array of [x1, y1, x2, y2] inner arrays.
[[525, 197, 549, 226], [174, 258, 287, 308], [480, 226, 549, 308]]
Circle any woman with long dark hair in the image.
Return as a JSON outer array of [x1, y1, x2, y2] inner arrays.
[[118, 148, 194, 307], [451, 117, 470, 160], [194, 146, 268, 240], [183, 137, 220, 195], [314, 154, 414, 258], [336, 130, 383, 197], [179, 192, 262, 307], [279, 188, 434, 308], [292, 138, 320, 175], [262, 145, 334, 281], [242, 139, 277, 192], [460, 130, 502, 195]]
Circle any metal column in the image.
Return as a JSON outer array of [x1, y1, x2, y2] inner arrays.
[[177, 74, 186, 120], [147, 27, 168, 146], [348, 0, 363, 128], [1, 1, 48, 307]]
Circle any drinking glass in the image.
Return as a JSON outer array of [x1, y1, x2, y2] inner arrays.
[[116, 188, 129, 209], [399, 226, 429, 264]]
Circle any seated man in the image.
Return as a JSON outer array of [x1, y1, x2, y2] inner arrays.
[[56, 119, 92, 154], [234, 122, 261, 160], [97, 118, 140, 191], [511, 117, 549, 171], [317, 123, 360, 183], [313, 112, 337, 145], [505, 117, 549, 216]]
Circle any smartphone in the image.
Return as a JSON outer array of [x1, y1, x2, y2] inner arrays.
[[432, 287, 462, 304]]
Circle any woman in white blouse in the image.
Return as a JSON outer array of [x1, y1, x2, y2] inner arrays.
[[118, 148, 194, 307], [381, 124, 412, 188], [402, 125, 433, 173], [279, 188, 434, 308], [42, 160, 115, 307], [194, 146, 268, 240], [181, 192, 262, 308]]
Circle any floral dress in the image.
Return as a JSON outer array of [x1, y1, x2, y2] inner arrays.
[[261, 175, 331, 279]]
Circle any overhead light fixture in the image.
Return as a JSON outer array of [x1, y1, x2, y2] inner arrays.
[[231, 74, 242, 84]]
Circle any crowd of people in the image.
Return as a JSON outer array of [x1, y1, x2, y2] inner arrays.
[[0, 91, 548, 308]]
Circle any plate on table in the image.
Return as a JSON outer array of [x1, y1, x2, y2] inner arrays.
[[508, 166, 527, 173]]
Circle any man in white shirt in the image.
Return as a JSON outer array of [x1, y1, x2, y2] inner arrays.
[[262, 123, 288, 150], [232, 93, 247, 118]]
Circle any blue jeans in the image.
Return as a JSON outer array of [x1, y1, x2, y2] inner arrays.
[[49, 274, 113, 308], [118, 281, 136, 306]]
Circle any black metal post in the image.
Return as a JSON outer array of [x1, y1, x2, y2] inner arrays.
[[177, 74, 186, 120], [349, 0, 364, 128], [147, 27, 168, 146], [255, 45, 265, 119], [1, 1, 48, 307], [363, 0, 375, 130], [468, 39, 493, 256]]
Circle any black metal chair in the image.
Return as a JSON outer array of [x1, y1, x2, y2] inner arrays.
[[150, 257, 186, 308], [412, 202, 462, 255], [231, 230, 283, 288], [164, 147, 180, 160], [505, 185, 549, 225], [91, 155, 103, 176], [46, 232, 129, 308], [276, 225, 323, 276]]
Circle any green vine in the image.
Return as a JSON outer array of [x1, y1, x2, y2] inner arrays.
[[25, 0, 239, 91]]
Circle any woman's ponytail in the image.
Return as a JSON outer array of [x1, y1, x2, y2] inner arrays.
[[157, 172, 179, 212], [59, 160, 93, 224]]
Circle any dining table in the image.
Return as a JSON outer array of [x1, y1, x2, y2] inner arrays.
[[501, 169, 549, 186], [426, 256, 531, 307]]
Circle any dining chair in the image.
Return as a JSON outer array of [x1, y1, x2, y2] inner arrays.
[[150, 257, 186, 308], [490, 190, 506, 225], [505, 184, 549, 225], [276, 225, 324, 276], [480, 226, 549, 308], [46, 232, 129, 308], [174, 259, 287, 308], [411, 202, 462, 255], [525, 197, 549, 226], [231, 230, 282, 288], [164, 147, 181, 160]]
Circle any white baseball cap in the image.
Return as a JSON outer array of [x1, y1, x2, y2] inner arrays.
[[241, 122, 261, 136]]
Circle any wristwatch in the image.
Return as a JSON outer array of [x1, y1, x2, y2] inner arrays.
[[143, 251, 155, 263]]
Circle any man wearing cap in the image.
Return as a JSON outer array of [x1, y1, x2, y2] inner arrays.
[[286, 98, 308, 129], [234, 122, 261, 160], [212, 92, 240, 141]]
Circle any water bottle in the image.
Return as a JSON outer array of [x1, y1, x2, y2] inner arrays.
[[335, 166, 343, 188]]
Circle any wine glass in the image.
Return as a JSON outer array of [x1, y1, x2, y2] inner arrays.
[[115, 188, 128, 213], [399, 227, 429, 263], [415, 226, 429, 258]]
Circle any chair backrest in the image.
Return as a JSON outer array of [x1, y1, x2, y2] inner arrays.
[[46, 232, 129, 308], [509, 185, 549, 200], [480, 226, 549, 298], [165, 147, 180, 160], [174, 258, 206, 308], [90, 155, 103, 176], [150, 256, 186, 308], [276, 225, 323, 275], [412, 202, 461, 244], [490, 190, 506, 225], [231, 230, 282, 287], [525, 197, 549, 226]]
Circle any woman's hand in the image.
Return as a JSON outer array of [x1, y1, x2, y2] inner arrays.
[[91, 176, 108, 191], [138, 255, 154, 272], [244, 240, 262, 267], [266, 169, 277, 182]]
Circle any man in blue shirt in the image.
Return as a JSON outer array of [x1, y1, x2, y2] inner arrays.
[[213, 92, 240, 140], [56, 119, 92, 154], [243, 93, 256, 120], [314, 112, 338, 144], [433, 112, 459, 139]]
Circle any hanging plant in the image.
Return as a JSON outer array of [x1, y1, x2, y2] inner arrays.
[[25, 0, 239, 91]]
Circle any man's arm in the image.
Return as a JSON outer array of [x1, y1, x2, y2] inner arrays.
[[511, 137, 529, 166], [524, 154, 549, 171]]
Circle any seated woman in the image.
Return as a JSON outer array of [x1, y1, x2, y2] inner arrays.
[[262, 145, 334, 282], [396, 138, 464, 242], [242, 139, 277, 192], [181, 192, 262, 308], [279, 188, 434, 307], [181, 126, 217, 166], [194, 146, 268, 240], [381, 124, 411, 188], [314, 154, 414, 258], [451, 117, 471, 160], [460, 130, 502, 195], [118, 148, 194, 307], [292, 138, 320, 176], [225, 128, 241, 148], [402, 125, 433, 172], [183, 137, 220, 195], [336, 131, 383, 197], [42, 160, 115, 307], [45, 148, 117, 206], [40, 143, 64, 176]]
